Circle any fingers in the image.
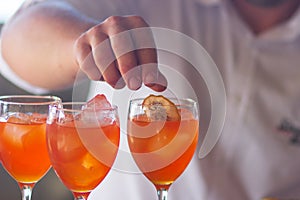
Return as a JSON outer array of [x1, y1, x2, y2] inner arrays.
[[103, 17, 141, 90], [126, 16, 167, 91], [75, 26, 126, 89], [74, 15, 167, 91], [73, 37, 102, 81], [89, 28, 126, 89]]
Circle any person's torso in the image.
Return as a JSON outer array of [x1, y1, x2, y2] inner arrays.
[[65, 0, 300, 199]]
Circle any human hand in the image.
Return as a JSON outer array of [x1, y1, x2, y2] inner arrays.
[[73, 15, 167, 91]]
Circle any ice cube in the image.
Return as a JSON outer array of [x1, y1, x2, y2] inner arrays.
[[30, 113, 47, 124], [76, 109, 98, 125], [179, 108, 194, 120], [83, 94, 111, 110], [77, 109, 114, 126], [3, 113, 36, 148], [74, 94, 114, 126], [7, 113, 32, 124]]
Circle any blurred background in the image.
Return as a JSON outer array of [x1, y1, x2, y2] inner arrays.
[[0, 1, 88, 199]]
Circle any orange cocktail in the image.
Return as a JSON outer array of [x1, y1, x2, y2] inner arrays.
[[128, 118, 198, 189], [0, 117, 50, 183], [0, 95, 61, 200], [127, 95, 199, 200], [46, 120, 120, 192], [46, 98, 120, 200]]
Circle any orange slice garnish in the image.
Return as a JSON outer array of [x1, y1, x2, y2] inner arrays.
[[142, 95, 180, 121]]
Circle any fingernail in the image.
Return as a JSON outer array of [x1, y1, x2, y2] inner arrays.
[[145, 72, 157, 85], [114, 78, 126, 89], [129, 76, 142, 90]]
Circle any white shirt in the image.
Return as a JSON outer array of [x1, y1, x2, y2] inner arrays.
[[1, 0, 300, 199]]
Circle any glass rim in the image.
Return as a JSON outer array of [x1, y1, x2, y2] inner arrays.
[[56, 102, 118, 112], [129, 97, 198, 107], [0, 95, 61, 105]]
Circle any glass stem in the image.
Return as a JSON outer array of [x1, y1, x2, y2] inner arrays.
[[74, 197, 85, 200], [21, 185, 32, 200], [157, 188, 168, 200], [73, 192, 90, 200]]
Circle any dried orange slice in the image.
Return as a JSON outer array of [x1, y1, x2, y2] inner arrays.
[[142, 95, 180, 121]]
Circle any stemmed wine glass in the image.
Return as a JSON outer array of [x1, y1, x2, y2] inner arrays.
[[0, 95, 61, 200], [127, 96, 199, 200], [46, 102, 120, 200]]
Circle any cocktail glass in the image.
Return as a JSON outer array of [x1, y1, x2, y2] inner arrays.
[[46, 102, 120, 200], [0, 95, 61, 200], [127, 97, 199, 200]]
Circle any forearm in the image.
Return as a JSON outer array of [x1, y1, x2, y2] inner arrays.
[[1, 1, 97, 90]]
